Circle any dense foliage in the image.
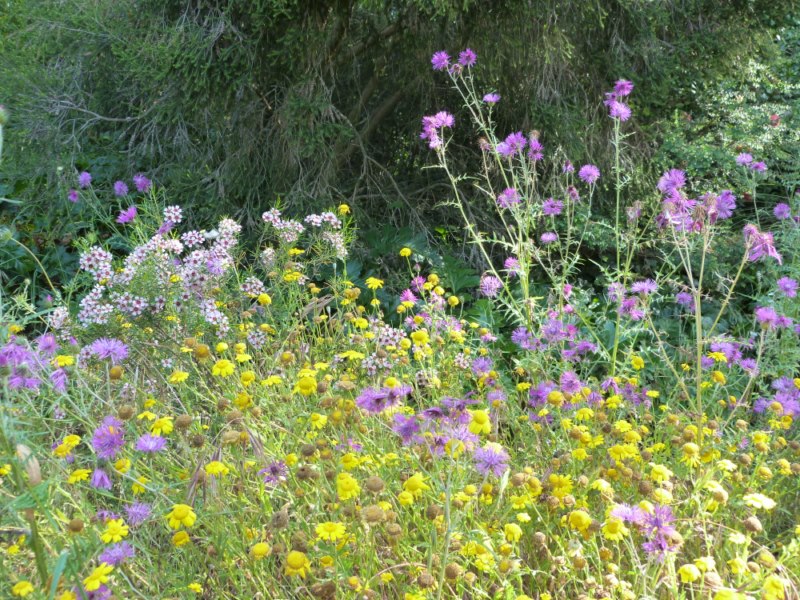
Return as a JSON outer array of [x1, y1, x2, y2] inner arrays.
[[2, 1, 800, 298]]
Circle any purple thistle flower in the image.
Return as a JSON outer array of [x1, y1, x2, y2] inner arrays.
[[578, 164, 600, 184], [482, 93, 500, 104], [88, 338, 128, 364], [743, 224, 782, 264], [392, 413, 420, 445], [471, 356, 493, 376], [68, 189, 79, 203], [657, 169, 686, 194], [431, 51, 450, 71], [458, 48, 477, 67], [78, 171, 92, 188], [526, 136, 544, 161], [90, 468, 112, 490], [113, 180, 129, 197], [496, 187, 520, 209], [774, 203, 791, 220], [116, 206, 137, 224], [736, 152, 753, 166], [755, 306, 780, 328], [563, 160, 575, 173], [98, 542, 135, 566], [496, 132, 527, 158], [540, 232, 558, 244], [560, 370, 583, 395], [777, 277, 798, 298], [135, 434, 167, 453], [356, 385, 412, 413], [125, 502, 151, 526], [715, 190, 736, 220], [542, 198, 563, 216], [259, 460, 288, 486], [630, 279, 657, 296], [609, 100, 632, 121], [479, 275, 503, 298], [473, 443, 509, 477], [503, 256, 520, 275], [614, 79, 634, 96], [132, 173, 152, 193], [750, 161, 767, 172], [91, 416, 125, 460]]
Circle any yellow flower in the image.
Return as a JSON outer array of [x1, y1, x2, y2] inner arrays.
[[212, 359, 235, 377], [677, 563, 701, 583], [296, 377, 317, 396], [649, 463, 673, 483], [188, 583, 203, 594], [338, 203, 351, 215], [257, 293, 272, 306], [68, 468, 91, 484], [631, 355, 644, 370], [83, 563, 114, 592], [712, 591, 746, 600], [151, 416, 173, 436], [167, 504, 197, 529], [205, 461, 230, 477], [285, 550, 311, 578], [54, 355, 75, 368], [316, 522, 346, 542], [336, 472, 361, 500], [250, 542, 271, 559], [101, 519, 129, 543], [169, 370, 189, 384], [58, 592, 77, 600], [680, 442, 701, 468], [403, 473, 430, 498], [262, 375, 282, 386], [504, 523, 522, 542], [365, 277, 384, 290], [399, 247, 412, 257], [132, 475, 149, 495], [468, 409, 491, 435], [601, 518, 628, 541], [410, 330, 429, 346], [742, 493, 776, 511], [548, 473, 573, 500], [11, 581, 34, 597], [172, 530, 191, 547], [568, 510, 592, 533], [763, 575, 786, 600], [397, 490, 415, 506], [309, 413, 327, 430]]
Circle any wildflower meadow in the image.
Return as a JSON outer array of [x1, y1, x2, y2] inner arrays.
[[1, 44, 800, 600]]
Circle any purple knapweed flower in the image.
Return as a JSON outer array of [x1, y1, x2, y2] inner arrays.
[[473, 443, 509, 477], [657, 169, 686, 194], [479, 275, 503, 298], [116, 206, 137, 224], [503, 256, 520, 276], [736, 152, 753, 166], [608, 100, 632, 121], [135, 434, 167, 453], [496, 187, 520, 209], [542, 198, 563, 216], [88, 338, 128, 364], [774, 203, 791, 220], [99, 542, 135, 566], [431, 51, 450, 71], [496, 131, 527, 158], [578, 164, 600, 184], [540, 232, 558, 244], [777, 277, 798, 298], [750, 161, 767, 172], [68, 189, 79, 203], [527, 136, 544, 161], [356, 385, 412, 413], [91, 416, 125, 460], [113, 180, 129, 197], [133, 173, 152, 193], [630, 279, 657, 296], [392, 413, 420, 445], [614, 79, 634, 96], [90, 468, 112, 490], [125, 502, 151, 526], [482, 93, 500, 104], [259, 460, 288, 486], [78, 171, 92, 188], [743, 224, 781, 264], [715, 190, 736, 220], [458, 48, 477, 67]]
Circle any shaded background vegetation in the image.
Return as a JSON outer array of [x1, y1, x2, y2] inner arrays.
[[1, 0, 799, 304]]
